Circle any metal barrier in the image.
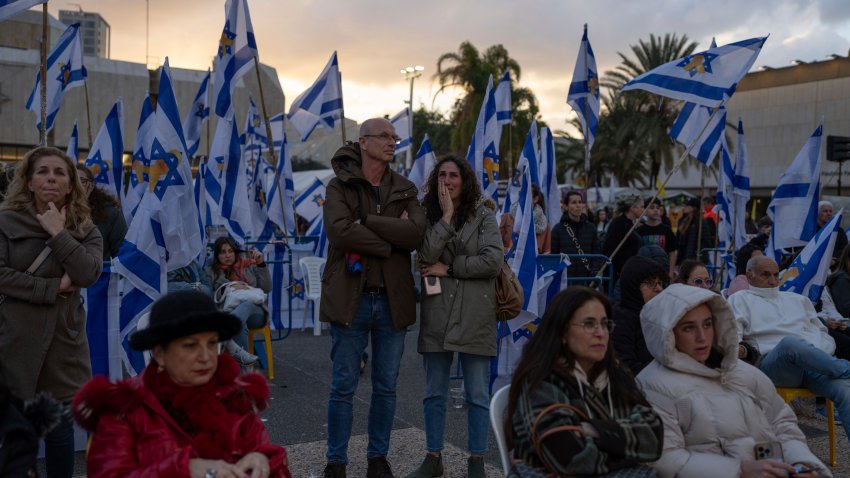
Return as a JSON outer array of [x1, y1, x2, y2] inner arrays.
[[536, 253, 615, 297]]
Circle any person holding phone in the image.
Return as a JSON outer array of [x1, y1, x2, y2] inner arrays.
[[409, 156, 503, 478], [637, 284, 828, 477]]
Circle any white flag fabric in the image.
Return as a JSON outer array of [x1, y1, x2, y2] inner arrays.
[[539, 127, 561, 228], [733, 119, 751, 248], [66, 120, 79, 163], [407, 135, 436, 201], [265, 113, 296, 235], [494, 70, 512, 126], [184, 69, 210, 157], [509, 162, 540, 317], [716, 139, 735, 250], [780, 210, 844, 303], [567, 24, 600, 150], [466, 75, 501, 201], [390, 106, 412, 154], [124, 94, 156, 223], [669, 103, 726, 166], [288, 51, 343, 141], [768, 122, 823, 252], [294, 177, 327, 228], [213, 0, 257, 118], [25, 23, 87, 134], [622, 37, 767, 107], [212, 115, 251, 243], [84, 99, 125, 200], [0, 0, 44, 21]]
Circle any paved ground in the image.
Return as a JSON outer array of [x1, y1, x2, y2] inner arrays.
[[61, 323, 850, 477]]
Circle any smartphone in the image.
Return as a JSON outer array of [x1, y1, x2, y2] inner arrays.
[[754, 441, 784, 461], [424, 276, 442, 296]]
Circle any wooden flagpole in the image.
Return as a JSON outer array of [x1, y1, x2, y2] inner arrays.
[[38, 3, 48, 145]]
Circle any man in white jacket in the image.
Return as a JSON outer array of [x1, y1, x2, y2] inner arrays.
[[728, 255, 850, 441]]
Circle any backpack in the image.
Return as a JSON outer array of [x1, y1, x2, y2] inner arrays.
[[495, 261, 523, 321]]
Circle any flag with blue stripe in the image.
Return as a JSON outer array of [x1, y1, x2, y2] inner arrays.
[[466, 75, 501, 202], [622, 36, 767, 107], [84, 99, 124, 200], [503, 121, 540, 223], [194, 156, 214, 229], [494, 70, 512, 126], [266, 113, 296, 234], [716, 139, 734, 251], [407, 135, 436, 201], [25, 22, 87, 134], [0, 0, 44, 21], [213, 115, 251, 243], [66, 120, 78, 163], [780, 210, 843, 303], [82, 263, 121, 378], [213, 0, 257, 118], [539, 126, 560, 229], [294, 177, 326, 228], [288, 51, 343, 141], [768, 122, 823, 253], [306, 215, 329, 258], [509, 163, 540, 316], [184, 69, 210, 157], [669, 103, 725, 166], [124, 94, 156, 223], [567, 24, 600, 150], [390, 106, 412, 154], [733, 118, 751, 248]]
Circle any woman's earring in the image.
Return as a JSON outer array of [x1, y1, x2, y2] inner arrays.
[[157, 363, 165, 373]]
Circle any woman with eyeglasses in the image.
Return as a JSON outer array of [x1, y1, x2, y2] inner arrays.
[[674, 259, 713, 290], [505, 286, 663, 478], [637, 284, 828, 478], [76, 164, 127, 261], [611, 256, 668, 377]]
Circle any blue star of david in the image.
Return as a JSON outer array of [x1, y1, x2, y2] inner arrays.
[[56, 62, 72, 87], [311, 194, 325, 207], [85, 151, 110, 183], [195, 103, 209, 119], [129, 149, 149, 188], [218, 21, 236, 58], [148, 139, 185, 200], [677, 51, 718, 77]]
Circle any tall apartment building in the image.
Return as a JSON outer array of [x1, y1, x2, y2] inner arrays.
[[58, 9, 110, 58]]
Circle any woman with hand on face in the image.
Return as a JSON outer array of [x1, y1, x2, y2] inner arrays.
[[0, 146, 103, 477], [637, 285, 828, 478], [409, 156, 503, 478], [506, 287, 663, 477], [73, 291, 291, 478], [206, 236, 271, 367]]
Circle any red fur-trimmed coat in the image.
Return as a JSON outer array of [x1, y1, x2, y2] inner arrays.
[[72, 354, 290, 478]]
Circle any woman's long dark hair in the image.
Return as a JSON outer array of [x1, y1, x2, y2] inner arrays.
[[735, 243, 761, 277], [212, 236, 242, 269], [422, 155, 480, 228], [504, 286, 649, 446], [76, 164, 121, 223]]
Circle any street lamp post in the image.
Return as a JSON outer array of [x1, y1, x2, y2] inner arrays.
[[400, 65, 424, 169]]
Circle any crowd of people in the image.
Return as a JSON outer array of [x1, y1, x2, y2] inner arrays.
[[0, 125, 847, 477]]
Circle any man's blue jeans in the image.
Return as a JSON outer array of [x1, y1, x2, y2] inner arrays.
[[422, 351, 491, 454], [759, 336, 850, 439], [326, 292, 406, 464]]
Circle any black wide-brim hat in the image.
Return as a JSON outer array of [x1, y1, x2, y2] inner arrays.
[[129, 290, 242, 351]]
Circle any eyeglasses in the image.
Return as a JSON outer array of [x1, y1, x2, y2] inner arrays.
[[570, 319, 615, 333], [79, 178, 92, 185], [363, 133, 402, 144], [640, 279, 666, 289], [690, 278, 714, 288]]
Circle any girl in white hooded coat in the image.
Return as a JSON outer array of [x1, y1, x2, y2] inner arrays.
[[636, 284, 829, 478]]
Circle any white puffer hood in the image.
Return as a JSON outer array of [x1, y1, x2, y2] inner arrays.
[[639, 284, 739, 378]]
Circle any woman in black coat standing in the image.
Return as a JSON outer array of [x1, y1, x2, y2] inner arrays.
[[551, 191, 600, 284]]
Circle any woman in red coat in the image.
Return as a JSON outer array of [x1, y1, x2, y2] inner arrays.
[[72, 290, 291, 478]]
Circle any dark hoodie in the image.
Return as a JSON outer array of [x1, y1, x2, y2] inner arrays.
[[610, 256, 667, 377], [320, 142, 427, 329], [551, 212, 600, 279]]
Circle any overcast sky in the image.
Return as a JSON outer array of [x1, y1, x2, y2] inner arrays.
[[45, 0, 850, 134]]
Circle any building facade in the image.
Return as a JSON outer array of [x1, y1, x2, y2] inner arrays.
[[58, 9, 110, 59]]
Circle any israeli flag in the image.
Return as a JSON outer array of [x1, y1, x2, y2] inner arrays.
[[66, 120, 78, 163], [466, 74, 501, 202], [539, 127, 560, 229], [266, 113, 296, 235], [84, 99, 124, 200], [307, 215, 328, 258], [780, 210, 844, 303], [0, 0, 44, 21], [716, 140, 735, 255], [509, 162, 540, 317], [288, 51, 343, 141], [184, 69, 210, 157], [768, 122, 823, 252], [123, 94, 156, 223], [669, 103, 726, 166], [212, 115, 251, 244], [567, 24, 600, 150], [622, 36, 767, 107], [390, 106, 412, 154], [504, 121, 540, 220], [25, 23, 87, 134], [494, 70, 512, 126], [194, 156, 213, 229], [82, 263, 121, 379], [294, 177, 326, 227], [407, 135, 436, 201], [733, 118, 751, 248], [213, 0, 257, 118]]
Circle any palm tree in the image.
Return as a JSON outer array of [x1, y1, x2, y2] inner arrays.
[[601, 33, 699, 186]]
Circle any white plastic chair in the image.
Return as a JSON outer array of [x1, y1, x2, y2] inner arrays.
[[299, 256, 326, 336], [490, 384, 512, 476]]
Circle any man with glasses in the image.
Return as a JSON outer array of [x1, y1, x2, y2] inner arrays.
[[729, 255, 850, 440], [320, 117, 426, 478]]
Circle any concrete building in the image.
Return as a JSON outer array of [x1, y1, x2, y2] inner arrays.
[[58, 9, 110, 59]]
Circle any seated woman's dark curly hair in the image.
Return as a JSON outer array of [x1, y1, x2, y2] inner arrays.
[[76, 164, 121, 223]]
